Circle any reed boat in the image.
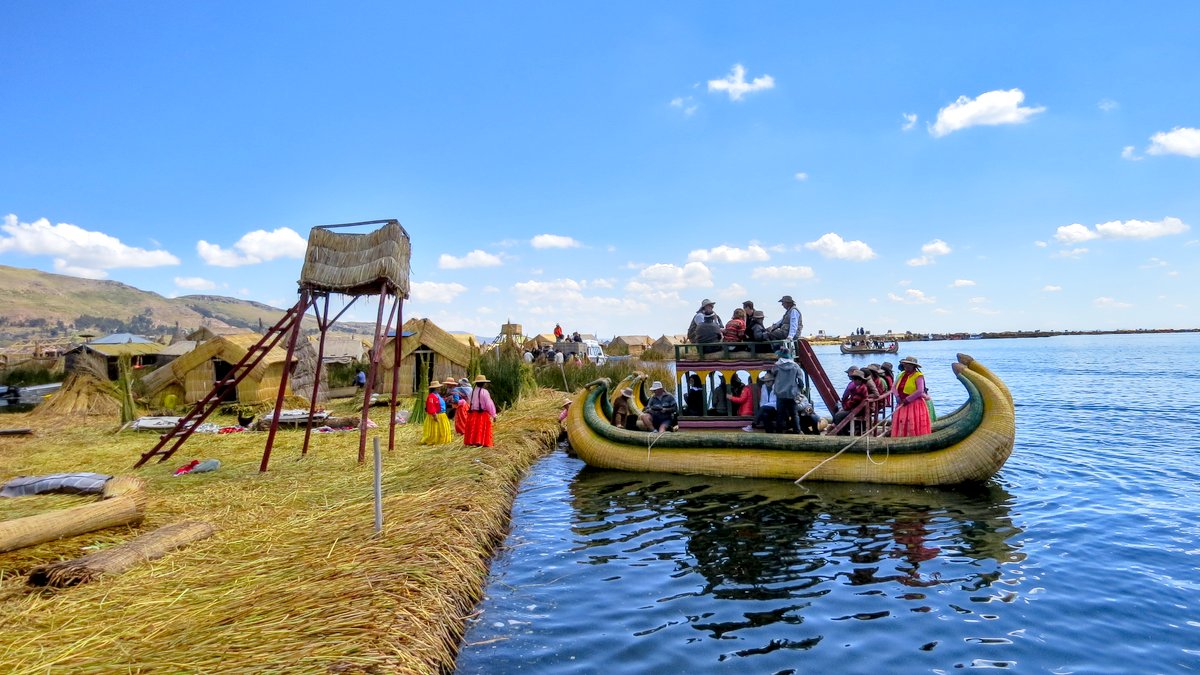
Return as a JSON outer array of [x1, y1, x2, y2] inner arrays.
[[564, 353, 1014, 486], [839, 340, 899, 354]]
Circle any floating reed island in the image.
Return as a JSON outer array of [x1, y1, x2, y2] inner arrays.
[[0, 390, 562, 673]]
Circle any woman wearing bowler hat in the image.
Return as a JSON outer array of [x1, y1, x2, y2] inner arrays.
[[890, 356, 931, 437]]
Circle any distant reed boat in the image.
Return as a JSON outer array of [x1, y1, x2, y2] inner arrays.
[[565, 351, 1014, 486], [839, 338, 899, 354]]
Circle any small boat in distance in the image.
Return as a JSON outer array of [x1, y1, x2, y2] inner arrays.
[[839, 338, 899, 354]]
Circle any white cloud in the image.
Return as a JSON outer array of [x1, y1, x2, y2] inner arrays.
[[969, 296, 988, 304], [1055, 217, 1190, 244], [174, 276, 216, 291], [670, 96, 698, 117], [803, 233, 877, 261], [751, 265, 815, 281], [951, 279, 976, 287], [930, 88, 1046, 137], [804, 298, 835, 306], [887, 289, 936, 304], [1147, 127, 1200, 157], [1042, 285, 1062, 292], [921, 239, 952, 256], [1098, 98, 1119, 112], [1093, 296, 1132, 309], [586, 278, 615, 289], [197, 227, 306, 267], [1034, 240, 1048, 248], [530, 234, 582, 249], [626, 261, 714, 292], [1053, 248, 1089, 259], [514, 278, 651, 318], [438, 249, 503, 269], [707, 64, 775, 101], [794, 172, 809, 182], [687, 244, 770, 263], [907, 257, 932, 267], [0, 214, 180, 278], [410, 281, 468, 304], [901, 113, 918, 131], [1121, 146, 1142, 161]]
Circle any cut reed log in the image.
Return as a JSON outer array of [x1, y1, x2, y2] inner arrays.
[[0, 477, 146, 553], [28, 520, 216, 587]]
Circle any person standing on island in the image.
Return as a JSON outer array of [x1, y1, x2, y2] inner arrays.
[[464, 374, 497, 447], [355, 369, 367, 389], [766, 295, 803, 343], [554, 323, 564, 341], [639, 381, 678, 433]]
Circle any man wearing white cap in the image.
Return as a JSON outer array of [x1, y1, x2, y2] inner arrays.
[[639, 380, 678, 433]]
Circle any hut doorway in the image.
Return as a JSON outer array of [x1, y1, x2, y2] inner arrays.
[[212, 360, 238, 402], [413, 349, 434, 389]]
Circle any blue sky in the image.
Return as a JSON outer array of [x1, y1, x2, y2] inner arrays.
[[2, 3, 1198, 339]]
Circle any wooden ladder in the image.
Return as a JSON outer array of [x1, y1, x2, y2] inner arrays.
[[794, 339, 839, 413], [133, 297, 309, 468]]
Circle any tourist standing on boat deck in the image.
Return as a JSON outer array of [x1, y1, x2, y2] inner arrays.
[[464, 374, 497, 447], [421, 382, 453, 445], [771, 349, 804, 434], [639, 381, 678, 432], [742, 300, 756, 317], [723, 308, 748, 343], [891, 356, 932, 437], [766, 295, 803, 342]]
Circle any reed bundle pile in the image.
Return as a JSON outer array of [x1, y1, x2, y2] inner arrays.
[[28, 520, 215, 587], [0, 389, 561, 673], [31, 372, 121, 417], [0, 477, 145, 553]]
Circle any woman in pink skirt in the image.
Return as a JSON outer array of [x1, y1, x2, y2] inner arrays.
[[890, 356, 931, 437]]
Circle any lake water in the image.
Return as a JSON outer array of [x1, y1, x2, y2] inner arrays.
[[456, 334, 1200, 673]]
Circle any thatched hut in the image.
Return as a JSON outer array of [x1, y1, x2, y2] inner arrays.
[[140, 333, 295, 405], [524, 333, 558, 351], [64, 335, 163, 381], [609, 335, 653, 356], [291, 335, 370, 402], [650, 334, 689, 356], [378, 318, 472, 396], [185, 324, 246, 343]]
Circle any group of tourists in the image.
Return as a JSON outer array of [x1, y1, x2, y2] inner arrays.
[[607, 349, 933, 438], [420, 374, 498, 447], [688, 296, 804, 346], [523, 345, 584, 365]]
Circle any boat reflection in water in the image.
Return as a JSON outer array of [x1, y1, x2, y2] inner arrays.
[[562, 467, 1026, 669]]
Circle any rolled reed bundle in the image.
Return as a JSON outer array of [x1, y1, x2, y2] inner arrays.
[[28, 520, 215, 587], [0, 477, 146, 553]]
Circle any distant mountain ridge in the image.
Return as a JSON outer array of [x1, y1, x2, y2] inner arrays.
[[0, 264, 310, 344]]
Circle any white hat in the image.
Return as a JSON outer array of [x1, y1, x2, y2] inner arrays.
[[650, 381, 665, 391]]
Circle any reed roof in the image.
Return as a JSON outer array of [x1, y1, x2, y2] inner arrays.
[[394, 318, 473, 366], [141, 333, 293, 397], [299, 221, 411, 297], [71, 342, 164, 358]]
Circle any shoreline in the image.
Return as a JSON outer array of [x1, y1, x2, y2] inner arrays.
[[0, 391, 562, 673]]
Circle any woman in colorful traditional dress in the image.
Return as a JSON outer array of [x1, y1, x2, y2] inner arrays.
[[464, 374, 497, 447], [421, 382, 453, 445], [453, 384, 470, 436], [890, 356, 931, 437]]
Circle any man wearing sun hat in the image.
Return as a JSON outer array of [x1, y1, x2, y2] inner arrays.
[[765, 295, 803, 343], [612, 387, 637, 430], [638, 380, 678, 433], [687, 298, 724, 343]]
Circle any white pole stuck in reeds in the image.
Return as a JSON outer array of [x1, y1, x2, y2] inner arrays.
[[373, 436, 383, 536]]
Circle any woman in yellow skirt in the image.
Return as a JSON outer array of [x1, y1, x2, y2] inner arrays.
[[420, 382, 453, 444]]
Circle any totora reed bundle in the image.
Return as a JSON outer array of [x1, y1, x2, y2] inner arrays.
[[28, 520, 216, 587], [0, 477, 146, 553]]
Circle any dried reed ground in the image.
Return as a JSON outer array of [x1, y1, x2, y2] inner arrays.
[[0, 389, 562, 674]]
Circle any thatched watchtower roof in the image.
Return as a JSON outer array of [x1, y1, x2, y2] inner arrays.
[[299, 220, 411, 297]]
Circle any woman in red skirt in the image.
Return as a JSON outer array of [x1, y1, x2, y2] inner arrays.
[[890, 356, 931, 437], [464, 374, 497, 447]]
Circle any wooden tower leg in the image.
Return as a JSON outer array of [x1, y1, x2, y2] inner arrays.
[[301, 293, 331, 457], [358, 281, 390, 463], [261, 289, 309, 473], [388, 298, 404, 452]]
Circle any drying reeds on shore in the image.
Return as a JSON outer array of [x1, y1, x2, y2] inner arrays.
[[0, 389, 563, 673]]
